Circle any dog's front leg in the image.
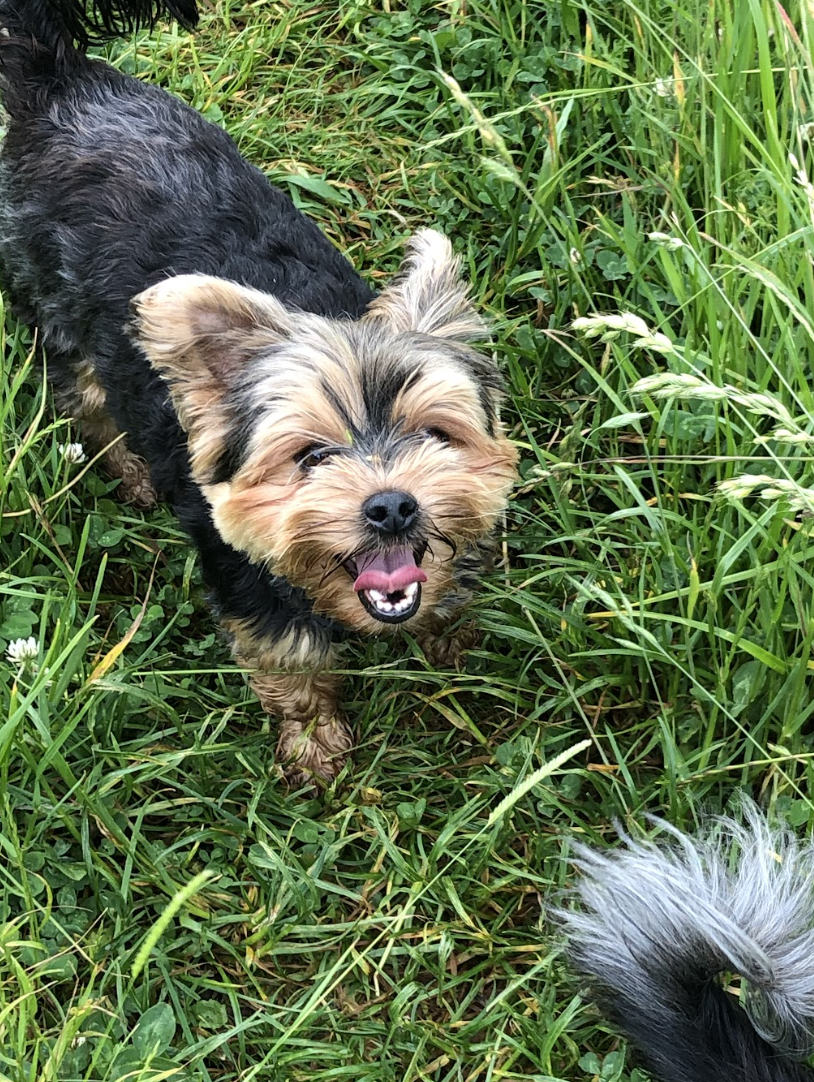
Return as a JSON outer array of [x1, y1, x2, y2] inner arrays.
[[225, 620, 352, 787], [247, 666, 353, 787]]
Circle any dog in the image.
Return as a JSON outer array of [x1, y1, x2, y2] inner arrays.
[[0, 0, 518, 786], [560, 801, 814, 1082]]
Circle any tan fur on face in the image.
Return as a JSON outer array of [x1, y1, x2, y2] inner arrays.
[[130, 231, 490, 481], [207, 368, 516, 633], [130, 235, 518, 632]]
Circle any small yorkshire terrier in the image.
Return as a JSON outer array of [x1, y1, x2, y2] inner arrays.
[[0, 0, 518, 785]]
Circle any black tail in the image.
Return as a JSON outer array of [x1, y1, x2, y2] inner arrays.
[[0, 0, 197, 116], [559, 802, 814, 1082], [0, 0, 197, 51], [43, 0, 197, 43]]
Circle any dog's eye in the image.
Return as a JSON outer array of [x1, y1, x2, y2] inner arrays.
[[297, 446, 337, 470], [425, 427, 451, 444]]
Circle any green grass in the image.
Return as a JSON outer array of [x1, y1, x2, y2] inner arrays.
[[2, 0, 814, 1077]]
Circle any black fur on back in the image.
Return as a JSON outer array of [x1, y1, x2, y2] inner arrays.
[[0, 0, 198, 116]]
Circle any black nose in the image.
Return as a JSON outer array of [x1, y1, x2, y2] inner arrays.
[[363, 490, 419, 535]]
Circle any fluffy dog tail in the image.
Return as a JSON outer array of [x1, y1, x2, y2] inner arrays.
[[1, 0, 198, 47], [560, 802, 814, 1082], [0, 0, 197, 115]]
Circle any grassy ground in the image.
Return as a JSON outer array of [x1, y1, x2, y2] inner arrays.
[[1, 0, 814, 1077]]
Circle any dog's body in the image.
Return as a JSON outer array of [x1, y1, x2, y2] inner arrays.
[[0, 0, 517, 784], [561, 802, 814, 1082]]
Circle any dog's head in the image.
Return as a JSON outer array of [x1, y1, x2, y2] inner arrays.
[[130, 231, 517, 633]]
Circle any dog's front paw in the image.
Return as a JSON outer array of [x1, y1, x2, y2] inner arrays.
[[418, 621, 480, 669], [277, 715, 353, 789], [107, 444, 158, 508]]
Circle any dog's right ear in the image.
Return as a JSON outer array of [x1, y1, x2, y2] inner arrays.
[[129, 274, 293, 477], [364, 230, 486, 341]]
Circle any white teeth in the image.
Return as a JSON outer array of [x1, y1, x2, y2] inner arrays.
[[364, 585, 420, 617]]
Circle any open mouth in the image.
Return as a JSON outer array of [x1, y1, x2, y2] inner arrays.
[[346, 544, 428, 624]]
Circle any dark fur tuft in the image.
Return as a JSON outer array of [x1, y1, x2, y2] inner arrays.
[[0, 0, 198, 48], [560, 801, 814, 1082]]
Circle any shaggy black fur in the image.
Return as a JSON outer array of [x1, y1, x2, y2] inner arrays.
[[0, 0, 375, 653], [18, 0, 197, 45]]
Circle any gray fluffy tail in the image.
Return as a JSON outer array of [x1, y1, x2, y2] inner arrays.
[[561, 802, 814, 1082]]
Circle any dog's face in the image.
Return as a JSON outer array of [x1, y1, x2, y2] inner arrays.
[[131, 231, 517, 633]]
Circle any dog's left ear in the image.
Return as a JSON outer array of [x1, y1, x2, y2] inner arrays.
[[130, 273, 292, 383], [129, 274, 293, 478], [365, 229, 486, 341]]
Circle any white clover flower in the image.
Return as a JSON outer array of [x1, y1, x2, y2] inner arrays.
[[6, 637, 39, 671], [58, 442, 87, 464], [654, 77, 675, 98], [800, 122, 814, 143], [648, 231, 685, 251]]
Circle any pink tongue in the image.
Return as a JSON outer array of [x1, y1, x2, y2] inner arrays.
[[353, 546, 428, 594]]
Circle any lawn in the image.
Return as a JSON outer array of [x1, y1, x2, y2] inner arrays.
[[1, 0, 813, 1078]]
